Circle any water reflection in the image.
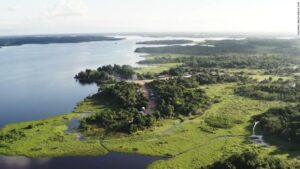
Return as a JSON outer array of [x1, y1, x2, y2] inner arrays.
[[0, 153, 164, 169]]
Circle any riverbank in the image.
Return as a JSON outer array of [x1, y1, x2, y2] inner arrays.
[[0, 152, 164, 169]]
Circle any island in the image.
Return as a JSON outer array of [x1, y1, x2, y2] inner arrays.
[[136, 40, 193, 45], [135, 38, 300, 56], [0, 35, 124, 47]]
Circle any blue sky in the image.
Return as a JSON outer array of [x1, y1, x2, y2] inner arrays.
[[0, 0, 297, 35]]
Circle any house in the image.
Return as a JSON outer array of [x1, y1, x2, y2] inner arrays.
[[183, 73, 192, 78]]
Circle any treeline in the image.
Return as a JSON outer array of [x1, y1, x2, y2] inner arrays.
[[0, 35, 123, 47], [264, 67, 300, 76], [148, 78, 211, 117], [137, 40, 193, 45], [254, 105, 300, 143], [184, 55, 295, 69], [80, 82, 155, 133], [195, 70, 252, 85], [161, 67, 253, 84], [135, 43, 255, 55], [235, 80, 300, 102], [138, 56, 184, 64], [202, 152, 294, 169], [135, 38, 300, 56], [206, 38, 298, 49], [139, 55, 296, 70], [75, 65, 135, 84]]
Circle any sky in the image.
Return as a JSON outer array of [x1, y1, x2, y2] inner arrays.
[[0, 0, 298, 35]]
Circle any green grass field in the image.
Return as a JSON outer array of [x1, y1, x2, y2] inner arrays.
[[0, 113, 107, 158], [134, 63, 181, 74]]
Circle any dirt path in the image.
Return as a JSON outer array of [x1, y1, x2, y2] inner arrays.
[[143, 86, 156, 115], [99, 132, 111, 152], [174, 134, 246, 156], [131, 79, 157, 114]]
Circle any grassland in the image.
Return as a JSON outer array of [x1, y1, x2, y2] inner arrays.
[[0, 113, 107, 158], [134, 63, 181, 74]]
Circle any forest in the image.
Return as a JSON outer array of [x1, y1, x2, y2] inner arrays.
[[254, 105, 300, 143], [75, 64, 136, 84], [136, 40, 193, 45], [135, 43, 255, 55], [148, 78, 211, 117], [139, 55, 298, 70], [135, 38, 300, 56], [235, 80, 300, 102], [202, 152, 294, 169], [184, 55, 296, 69], [80, 82, 154, 133]]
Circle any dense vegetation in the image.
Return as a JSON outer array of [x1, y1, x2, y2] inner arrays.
[[235, 80, 300, 102], [138, 56, 184, 64], [80, 82, 155, 133], [202, 152, 292, 169], [161, 67, 253, 84], [75, 65, 135, 84], [140, 55, 297, 70], [137, 40, 193, 45], [135, 44, 255, 55], [148, 78, 211, 117], [0, 130, 26, 145], [206, 38, 299, 49], [0, 35, 123, 47], [184, 55, 296, 69], [100, 81, 148, 109], [81, 109, 155, 133], [194, 70, 253, 85], [264, 67, 300, 76], [254, 105, 300, 143], [135, 39, 300, 56]]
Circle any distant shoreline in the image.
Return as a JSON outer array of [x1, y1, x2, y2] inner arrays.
[[0, 35, 124, 47]]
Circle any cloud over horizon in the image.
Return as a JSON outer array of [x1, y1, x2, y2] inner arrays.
[[46, 0, 88, 17], [0, 0, 297, 35]]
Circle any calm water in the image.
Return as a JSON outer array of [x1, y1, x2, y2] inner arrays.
[[0, 153, 164, 169], [0, 37, 147, 128]]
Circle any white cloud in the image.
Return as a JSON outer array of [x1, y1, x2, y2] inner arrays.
[[46, 0, 88, 17], [0, 0, 296, 35], [7, 4, 23, 12]]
